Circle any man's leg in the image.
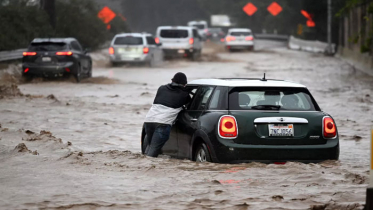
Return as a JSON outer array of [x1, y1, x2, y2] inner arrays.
[[146, 124, 171, 157], [144, 123, 157, 154]]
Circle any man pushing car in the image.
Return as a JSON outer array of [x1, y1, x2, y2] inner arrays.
[[143, 72, 191, 157]]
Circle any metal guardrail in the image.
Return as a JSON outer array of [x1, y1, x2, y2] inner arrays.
[[0, 48, 26, 62], [254, 34, 289, 41]]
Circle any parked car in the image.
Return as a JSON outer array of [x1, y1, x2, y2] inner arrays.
[[187, 20, 208, 40], [206, 28, 225, 41], [22, 38, 92, 82], [225, 28, 255, 51], [141, 78, 340, 163], [156, 26, 203, 60], [109, 33, 162, 67]]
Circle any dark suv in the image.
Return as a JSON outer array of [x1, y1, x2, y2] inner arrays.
[[141, 78, 339, 163], [22, 38, 92, 82]]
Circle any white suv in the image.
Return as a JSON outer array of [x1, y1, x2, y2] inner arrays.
[[224, 28, 255, 51], [109, 33, 163, 66], [156, 26, 203, 60]]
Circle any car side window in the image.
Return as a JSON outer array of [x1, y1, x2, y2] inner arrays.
[[189, 86, 214, 110], [186, 87, 198, 110], [209, 89, 220, 109], [71, 41, 82, 52], [146, 36, 156, 45]]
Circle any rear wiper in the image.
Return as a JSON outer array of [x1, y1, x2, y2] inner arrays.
[[251, 105, 281, 110]]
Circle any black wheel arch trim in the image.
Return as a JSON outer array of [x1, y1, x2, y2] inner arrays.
[[190, 129, 219, 162]]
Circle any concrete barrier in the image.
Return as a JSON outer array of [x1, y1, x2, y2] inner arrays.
[[0, 49, 26, 62], [288, 36, 335, 54], [337, 46, 373, 76]]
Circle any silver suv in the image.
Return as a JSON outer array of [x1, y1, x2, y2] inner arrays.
[[156, 26, 203, 60], [109, 33, 163, 66]]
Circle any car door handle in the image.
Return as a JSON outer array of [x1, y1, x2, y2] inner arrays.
[[190, 119, 198, 122]]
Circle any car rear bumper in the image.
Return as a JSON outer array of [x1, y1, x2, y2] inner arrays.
[[226, 41, 254, 49], [110, 54, 149, 63], [162, 49, 194, 56], [211, 138, 339, 163], [22, 62, 75, 76]]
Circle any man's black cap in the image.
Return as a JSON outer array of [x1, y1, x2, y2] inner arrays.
[[172, 72, 187, 85]]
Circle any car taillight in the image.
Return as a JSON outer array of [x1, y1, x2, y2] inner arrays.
[[24, 68, 29, 73], [245, 36, 254, 41], [189, 38, 194, 45], [56, 51, 73, 56], [226, 36, 236, 42], [109, 47, 114, 55], [323, 117, 337, 138], [143, 47, 149, 54], [23, 52, 37, 56], [219, 115, 238, 139], [220, 38, 225, 42], [155, 37, 160, 44]]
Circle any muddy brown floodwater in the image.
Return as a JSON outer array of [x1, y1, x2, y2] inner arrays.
[[0, 40, 372, 210]]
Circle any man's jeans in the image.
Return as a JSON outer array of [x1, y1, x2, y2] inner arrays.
[[144, 123, 172, 157]]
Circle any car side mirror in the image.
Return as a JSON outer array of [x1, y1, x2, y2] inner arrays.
[[84, 48, 90, 54], [157, 43, 162, 47]]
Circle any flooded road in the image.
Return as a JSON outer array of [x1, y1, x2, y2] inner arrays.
[[0, 40, 372, 209]]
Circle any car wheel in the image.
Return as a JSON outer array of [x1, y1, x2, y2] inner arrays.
[[195, 143, 211, 162], [141, 134, 148, 155], [22, 74, 33, 82], [75, 64, 81, 83], [87, 63, 92, 78]]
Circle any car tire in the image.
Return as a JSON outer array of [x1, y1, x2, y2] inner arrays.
[[75, 64, 81, 83], [87, 62, 92, 78], [195, 143, 212, 162], [141, 134, 148, 155], [22, 74, 33, 82]]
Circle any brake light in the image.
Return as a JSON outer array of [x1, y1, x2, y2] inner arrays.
[[220, 38, 225, 42], [56, 51, 73, 56], [219, 115, 238, 138], [143, 47, 149, 54], [65, 68, 70, 72], [226, 36, 236, 42], [323, 117, 337, 138], [189, 38, 194, 45], [109, 47, 114, 55], [155, 37, 160, 44], [245, 36, 254, 41], [24, 68, 29, 73], [23, 52, 37, 56]]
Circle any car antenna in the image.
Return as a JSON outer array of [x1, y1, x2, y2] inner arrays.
[[261, 73, 267, 81]]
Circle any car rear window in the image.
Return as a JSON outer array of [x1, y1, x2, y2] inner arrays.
[[114, 36, 143, 45], [229, 87, 320, 111], [230, 31, 252, 36], [209, 28, 222, 33], [29, 42, 68, 51], [160, 30, 188, 38], [192, 24, 206, 29]]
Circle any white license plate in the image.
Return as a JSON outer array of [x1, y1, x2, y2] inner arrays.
[[42, 57, 51, 62], [268, 124, 294, 136], [178, 49, 185, 53]]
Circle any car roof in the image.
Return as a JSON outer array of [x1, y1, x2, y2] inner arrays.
[[228, 28, 252, 32], [188, 78, 306, 88], [31, 38, 77, 43], [157, 26, 193, 30], [188, 20, 207, 24], [114, 33, 152, 37]]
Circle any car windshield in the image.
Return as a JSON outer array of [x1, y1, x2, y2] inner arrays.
[[28, 42, 68, 51], [209, 28, 222, 33], [114, 36, 143, 45], [192, 24, 205, 29], [160, 30, 188, 38], [230, 31, 252, 36], [229, 87, 319, 111]]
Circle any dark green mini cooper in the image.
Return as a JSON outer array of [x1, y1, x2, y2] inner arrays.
[[141, 78, 339, 163]]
